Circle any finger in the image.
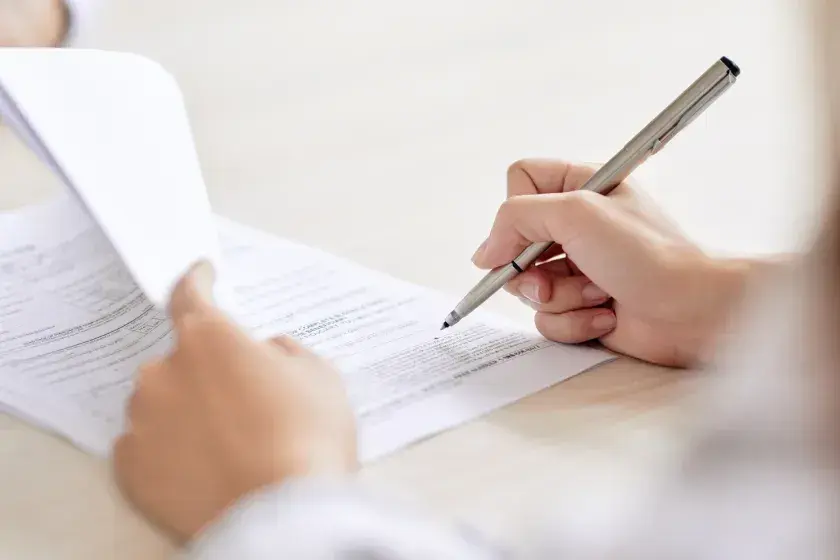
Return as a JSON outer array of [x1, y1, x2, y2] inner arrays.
[[535, 309, 617, 344], [504, 266, 566, 301], [268, 334, 310, 356], [170, 311, 254, 372], [168, 260, 217, 326], [503, 258, 579, 297], [112, 434, 158, 529], [511, 273, 611, 313], [474, 190, 610, 269], [126, 361, 160, 422], [507, 160, 598, 198], [112, 433, 139, 500]]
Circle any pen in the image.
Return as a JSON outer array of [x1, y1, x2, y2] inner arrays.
[[441, 56, 741, 330]]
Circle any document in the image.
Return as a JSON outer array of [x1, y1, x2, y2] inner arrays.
[[0, 196, 613, 460], [0, 47, 613, 461], [0, 49, 224, 309]]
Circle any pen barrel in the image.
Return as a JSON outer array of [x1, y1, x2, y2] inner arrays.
[[513, 241, 555, 270], [580, 58, 736, 195], [507, 59, 737, 271], [447, 57, 738, 326], [453, 264, 522, 318]]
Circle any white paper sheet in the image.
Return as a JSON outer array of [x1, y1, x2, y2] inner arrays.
[[0, 196, 613, 460], [0, 48, 223, 310]]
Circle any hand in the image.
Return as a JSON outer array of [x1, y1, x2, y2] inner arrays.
[[0, 0, 68, 46], [113, 262, 357, 542], [472, 159, 751, 367]]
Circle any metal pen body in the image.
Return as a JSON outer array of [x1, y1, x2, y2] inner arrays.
[[442, 57, 740, 329]]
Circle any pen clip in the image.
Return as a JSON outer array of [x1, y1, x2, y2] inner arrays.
[[649, 72, 736, 156]]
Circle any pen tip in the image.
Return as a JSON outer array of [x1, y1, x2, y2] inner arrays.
[[440, 322, 450, 330]]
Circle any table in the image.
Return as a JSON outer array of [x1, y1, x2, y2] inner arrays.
[[0, 0, 813, 557], [1, 358, 685, 558]]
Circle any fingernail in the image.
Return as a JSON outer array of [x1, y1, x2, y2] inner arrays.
[[582, 283, 609, 303], [471, 239, 489, 264], [518, 296, 540, 310], [520, 282, 541, 303], [189, 260, 216, 302], [592, 312, 616, 331]]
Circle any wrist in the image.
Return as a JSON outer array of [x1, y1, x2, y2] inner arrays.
[[681, 254, 792, 365], [279, 437, 357, 481]]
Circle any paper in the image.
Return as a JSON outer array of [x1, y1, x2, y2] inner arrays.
[[0, 47, 614, 461], [0, 48, 222, 309], [0, 196, 613, 460]]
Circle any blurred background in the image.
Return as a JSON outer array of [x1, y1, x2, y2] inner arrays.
[[0, 0, 822, 322]]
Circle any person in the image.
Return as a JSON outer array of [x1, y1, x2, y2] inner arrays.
[[0, 0, 90, 47], [113, 9, 840, 560]]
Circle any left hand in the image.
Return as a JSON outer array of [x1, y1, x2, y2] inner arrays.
[[113, 262, 357, 543], [0, 0, 68, 46]]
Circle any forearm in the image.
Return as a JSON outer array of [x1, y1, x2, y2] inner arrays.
[[186, 479, 500, 560]]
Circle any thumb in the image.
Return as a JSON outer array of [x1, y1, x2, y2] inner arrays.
[[473, 190, 610, 269], [268, 334, 310, 356], [168, 260, 217, 324]]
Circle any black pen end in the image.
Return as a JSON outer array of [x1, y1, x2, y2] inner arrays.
[[720, 56, 740, 77], [440, 322, 450, 331]]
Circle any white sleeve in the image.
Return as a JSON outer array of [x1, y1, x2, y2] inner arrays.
[[185, 479, 502, 560], [61, 0, 97, 45]]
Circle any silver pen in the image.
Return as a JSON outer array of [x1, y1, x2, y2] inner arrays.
[[441, 56, 740, 330]]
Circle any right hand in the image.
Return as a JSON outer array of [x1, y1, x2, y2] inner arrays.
[[472, 159, 750, 367]]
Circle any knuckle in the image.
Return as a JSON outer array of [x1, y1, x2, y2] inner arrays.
[[496, 195, 532, 222], [506, 159, 529, 179], [534, 311, 586, 342], [560, 189, 601, 213], [551, 191, 605, 236], [492, 199, 516, 230], [176, 313, 226, 348], [496, 196, 515, 217], [554, 276, 590, 307]]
